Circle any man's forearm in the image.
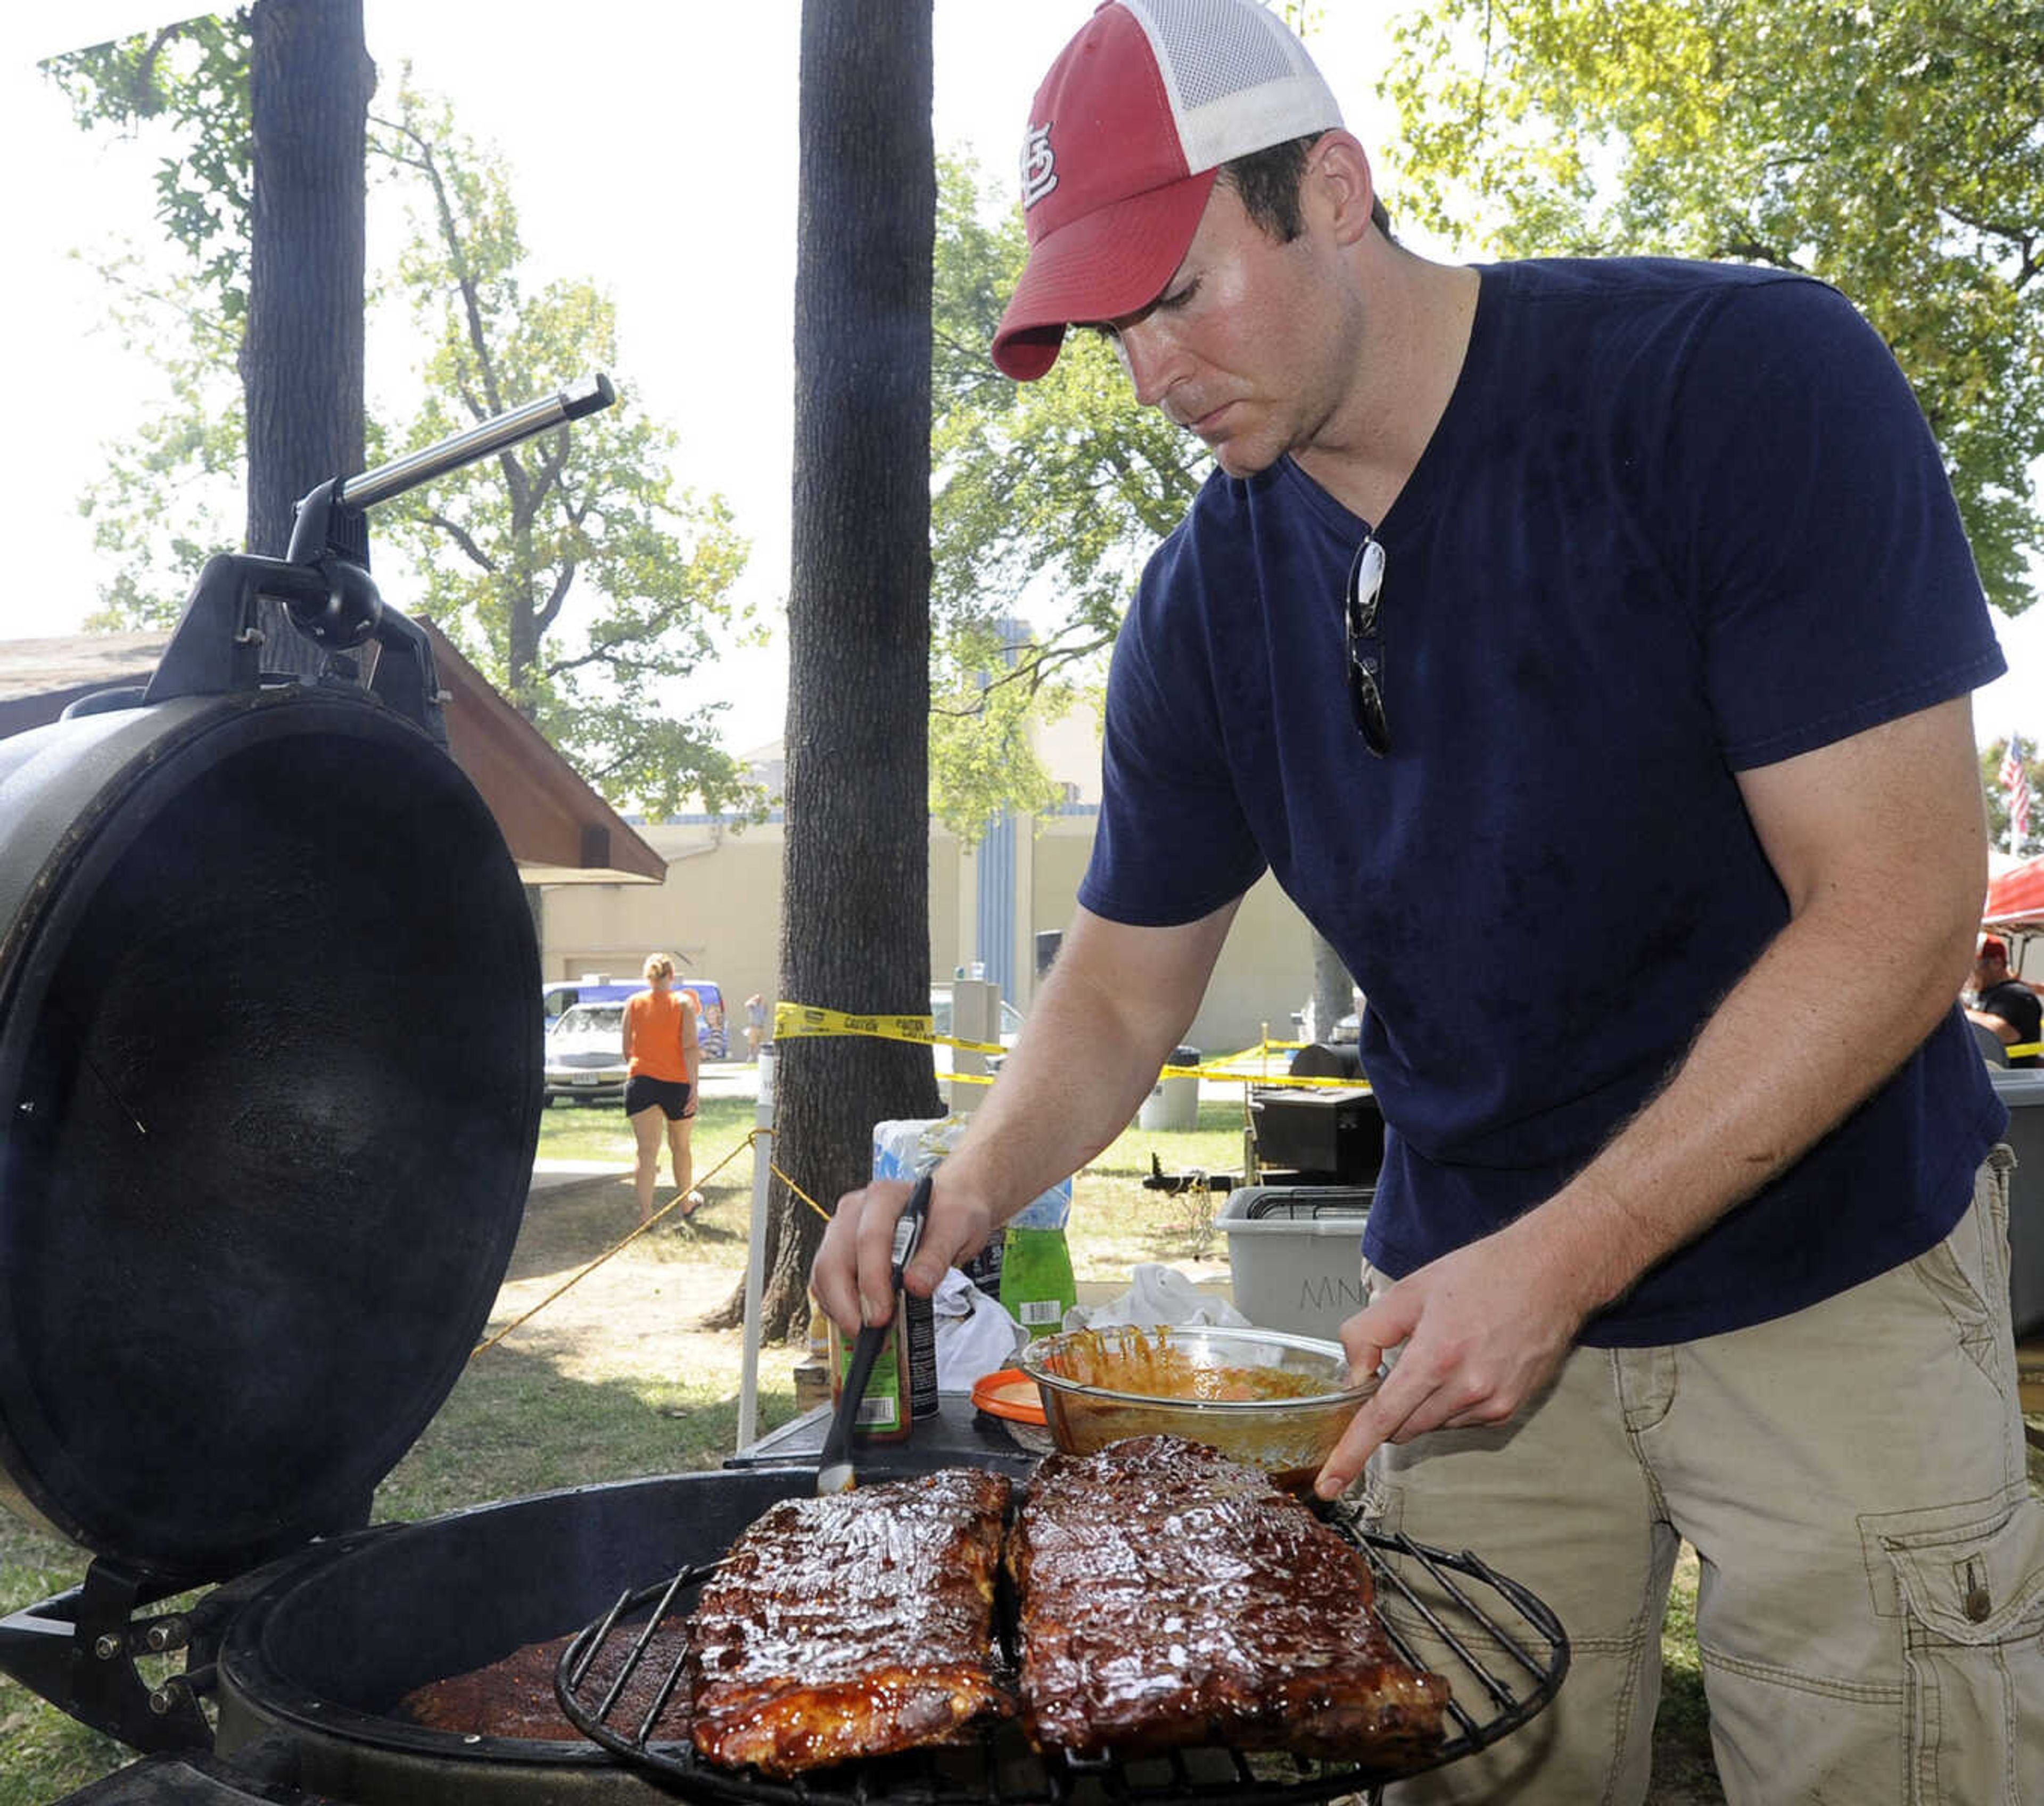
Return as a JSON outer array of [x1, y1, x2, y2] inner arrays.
[[1508, 702, 1988, 1318], [941, 983, 1172, 1227], [1512, 896, 1978, 1321], [809, 901, 1243, 1327], [1964, 1005, 2023, 1046], [938, 906, 1234, 1231]]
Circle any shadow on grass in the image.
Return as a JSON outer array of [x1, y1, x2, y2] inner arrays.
[[376, 1333, 803, 1522], [498, 1175, 753, 1287], [505, 1110, 763, 1290]]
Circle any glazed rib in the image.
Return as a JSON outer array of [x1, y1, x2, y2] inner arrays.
[[1010, 1434, 1450, 1762], [687, 1467, 1014, 1775]]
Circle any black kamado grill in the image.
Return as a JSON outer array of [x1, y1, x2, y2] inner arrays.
[[0, 381, 1565, 1805]]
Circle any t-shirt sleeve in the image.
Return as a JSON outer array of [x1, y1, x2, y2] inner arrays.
[[1670, 278, 2006, 769], [1990, 983, 2042, 1040], [1076, 529, 1270, 927]]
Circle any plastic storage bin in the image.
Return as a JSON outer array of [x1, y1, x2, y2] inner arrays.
[[1217, 1185, 1373, 1338], [1990, 1068, 2044, 1336]]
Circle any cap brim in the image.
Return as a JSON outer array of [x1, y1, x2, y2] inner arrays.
[[992, 168, 1220, 381]]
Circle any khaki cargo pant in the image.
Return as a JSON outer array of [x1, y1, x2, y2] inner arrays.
[[1364, 1147, 2044, 1805]]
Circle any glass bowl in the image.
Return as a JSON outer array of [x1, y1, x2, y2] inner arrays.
[[1016, 1323, 1376, 1490]]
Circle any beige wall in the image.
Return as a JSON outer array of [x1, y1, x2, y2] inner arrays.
[[542, 816, 962, 1025], [930, 828, 962, 984], [539, 806, 1318, 1058], [541, 821, 786, 1012]]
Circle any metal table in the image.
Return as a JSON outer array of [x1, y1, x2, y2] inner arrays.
[[725, 1392, 1041, 1481]]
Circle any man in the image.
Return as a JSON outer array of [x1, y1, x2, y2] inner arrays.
[[812, 2, 2041, 1799], [1968, 932, 2042, 1064]]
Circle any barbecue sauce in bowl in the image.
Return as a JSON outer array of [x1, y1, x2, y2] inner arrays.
[[1020, 1325, 1375, 1488]]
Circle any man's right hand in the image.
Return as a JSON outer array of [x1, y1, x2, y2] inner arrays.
[[812, 1173, 994, 1335], [810, 904, 1241, 1338]]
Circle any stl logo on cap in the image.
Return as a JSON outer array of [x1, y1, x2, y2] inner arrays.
[[1021, 123, 1059, 209]]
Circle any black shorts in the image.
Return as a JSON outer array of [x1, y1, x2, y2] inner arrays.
[[624, 1075, 694, 1119]]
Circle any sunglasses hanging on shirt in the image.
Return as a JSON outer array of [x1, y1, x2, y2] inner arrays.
[[1345, 533, 1390, 756]]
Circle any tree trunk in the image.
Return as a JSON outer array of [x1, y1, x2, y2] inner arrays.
[[741, 0, 942, 1344], [244, 0, 373, 676], [1309, 928, 1355, 1046]]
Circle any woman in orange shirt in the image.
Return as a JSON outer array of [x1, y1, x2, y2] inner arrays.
[[620, 952, 703, 1225]]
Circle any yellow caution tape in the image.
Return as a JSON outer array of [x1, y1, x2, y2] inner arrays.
[[1160, 1041, 1372, 1091], [772, 1001, 1005, 1057], [771, 1006, 1367, 1091], [1198, 1066, 1370, 1090]]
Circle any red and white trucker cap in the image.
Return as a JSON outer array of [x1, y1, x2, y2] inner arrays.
[[992, 0, 1342, 381]]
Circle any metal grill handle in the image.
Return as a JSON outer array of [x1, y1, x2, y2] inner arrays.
[[337, 374, 616, 512]]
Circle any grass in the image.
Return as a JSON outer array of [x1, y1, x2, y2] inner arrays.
[[0, 1087, 1734, 1802], [1652, 1547, 1721, 1802]]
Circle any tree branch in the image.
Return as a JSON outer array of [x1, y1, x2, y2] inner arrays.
[[930, 629, 1115, 717], [423, 508, 496, 573], [130, 25, 183, 113], [542, 642, 638, 680], [532, 561, 576, 639]]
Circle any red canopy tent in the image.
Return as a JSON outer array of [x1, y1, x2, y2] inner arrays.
[[1984, 855, 2044, 929]]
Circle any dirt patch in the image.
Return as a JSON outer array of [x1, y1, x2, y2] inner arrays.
[[490, 1175, 764, 1375]]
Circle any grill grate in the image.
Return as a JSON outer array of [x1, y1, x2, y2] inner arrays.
[[554, 1508, 1568, 1805]]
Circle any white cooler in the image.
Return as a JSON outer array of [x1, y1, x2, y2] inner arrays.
[[1220, 1078, 2044, 1339], [1217, 1185, 1373, 1339]]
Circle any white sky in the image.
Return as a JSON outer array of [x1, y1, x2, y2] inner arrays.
[[2, 1, 2039, 762]]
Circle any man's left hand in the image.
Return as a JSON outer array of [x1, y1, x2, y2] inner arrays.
[[1313, 1224, 1589, 1498]]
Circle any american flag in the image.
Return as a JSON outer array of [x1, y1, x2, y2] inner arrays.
[[2003, 734, 2033, 848]]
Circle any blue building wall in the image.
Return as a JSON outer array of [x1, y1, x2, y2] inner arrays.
[[975, 809, 1018, 999]]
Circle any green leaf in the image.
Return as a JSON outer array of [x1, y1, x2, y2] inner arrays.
[[1383, 0, 2043, 617], [55, 39, 760, 820]]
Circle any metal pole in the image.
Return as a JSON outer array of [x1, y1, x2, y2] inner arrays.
[[335, 374, 614, 512], [736, 1043, 777, 1449], [947, 977, 999, 1116]]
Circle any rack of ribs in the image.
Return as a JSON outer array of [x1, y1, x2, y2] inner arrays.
[[1010, 1434, 1450, 1762], [686, 1467, 1015, 1776]]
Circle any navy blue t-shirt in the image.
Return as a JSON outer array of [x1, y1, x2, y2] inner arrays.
[[1078, 258, 2009, 1346]]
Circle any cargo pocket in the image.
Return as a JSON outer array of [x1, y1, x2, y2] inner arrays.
[[1868, 1495, 2044, 1801]]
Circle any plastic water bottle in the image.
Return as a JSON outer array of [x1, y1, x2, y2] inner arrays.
[[1000, 1224, 1077, 1340]]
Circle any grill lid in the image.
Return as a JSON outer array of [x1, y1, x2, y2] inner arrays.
[[0, 677, 541, 1584]]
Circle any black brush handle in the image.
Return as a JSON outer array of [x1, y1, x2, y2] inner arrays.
[[815, 1173, 934, 1487], [888, 1170, 933, 1289], [817, 1321, 888, 1478]]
